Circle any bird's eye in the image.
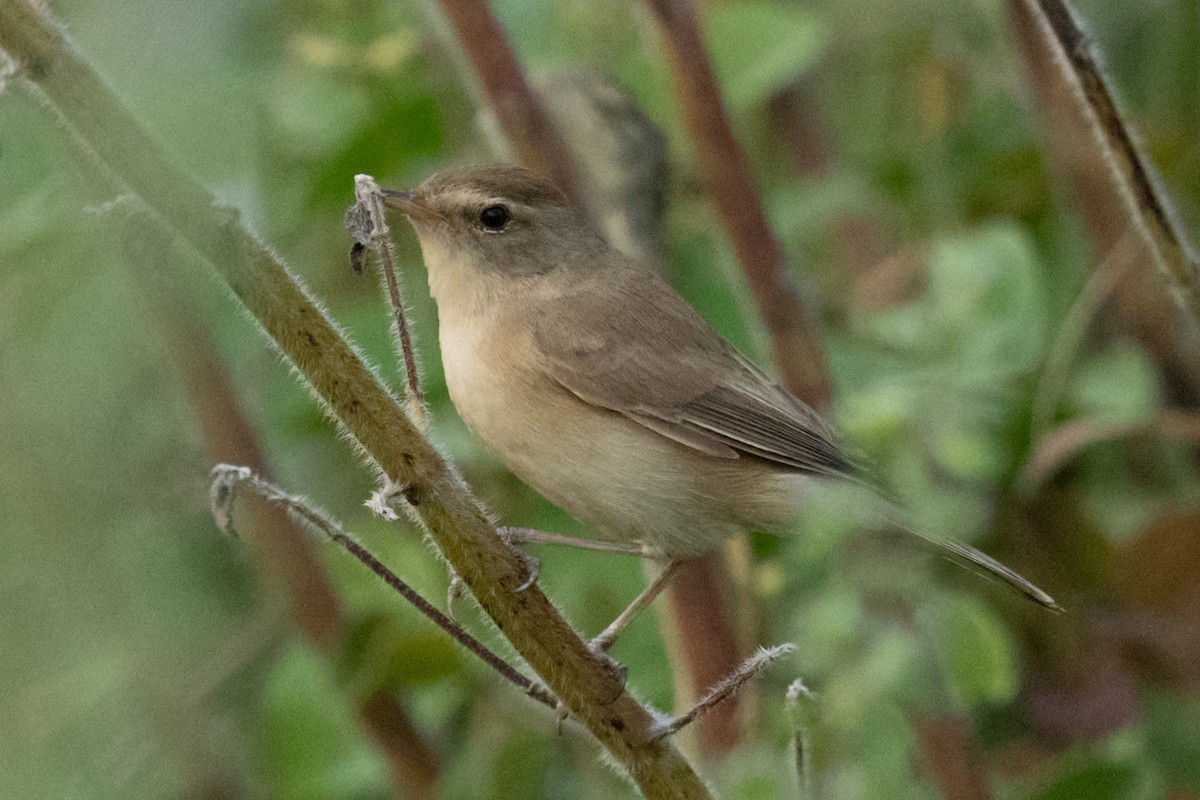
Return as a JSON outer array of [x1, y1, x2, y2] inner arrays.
[[478, 204, 511, 231]]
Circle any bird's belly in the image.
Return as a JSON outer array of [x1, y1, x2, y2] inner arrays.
[[440, 321, 803, 556]]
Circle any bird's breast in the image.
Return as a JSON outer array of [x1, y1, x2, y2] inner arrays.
[[436, 306, 802, 555]]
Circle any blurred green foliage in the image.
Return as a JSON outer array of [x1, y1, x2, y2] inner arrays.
[[2, 0, 1199, 798]]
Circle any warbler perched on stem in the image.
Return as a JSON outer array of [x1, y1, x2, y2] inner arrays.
[[385, 165, 1058, 646]]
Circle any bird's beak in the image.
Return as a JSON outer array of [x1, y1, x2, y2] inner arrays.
[[382, 189, 443, 224]]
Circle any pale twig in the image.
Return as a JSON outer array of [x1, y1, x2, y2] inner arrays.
[[209, 465, 560, 712], [785, 680, 818, 800], [1029, 230, 1136, 440], [1019, 411, 1200, 493], [348, 174, 426, 431], [650, 644, 796, 740]]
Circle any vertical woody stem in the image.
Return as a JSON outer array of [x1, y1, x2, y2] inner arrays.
[[644, 0, 832, 409], [434, 0, 582, 200]]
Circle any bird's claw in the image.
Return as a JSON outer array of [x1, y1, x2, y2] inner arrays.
[[513, 550, 541, 592], [446, 574, 465, 619], [588, 631, 617, 654]]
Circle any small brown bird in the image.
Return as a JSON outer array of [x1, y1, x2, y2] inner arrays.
[[386, 165, 1057, 642]]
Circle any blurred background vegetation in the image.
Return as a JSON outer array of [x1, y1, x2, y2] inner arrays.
[[2, 0, 1199, 798]]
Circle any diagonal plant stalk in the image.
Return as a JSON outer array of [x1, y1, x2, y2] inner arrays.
[[121, 211, 441, 799], [348, 174, 427, 431], [1007, 0, 1200, 411], [0, 2, 712, 797], [1008, 0, 1200, 326]]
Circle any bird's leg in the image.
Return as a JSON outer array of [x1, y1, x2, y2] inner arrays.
[[498, 526, 652, 557], [590, 559, 684, 653], [492, 528, 652, 594]]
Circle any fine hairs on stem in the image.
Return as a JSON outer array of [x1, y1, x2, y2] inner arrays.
[[649, 644, 796, 741], [209, 465, 561, 712], [347, 174, 427, 431]]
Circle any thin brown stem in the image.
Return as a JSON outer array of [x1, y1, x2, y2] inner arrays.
[[337, 534, 558, 711], [432, 0, 581, 201], [650, 644, 795, 741], [351, 175, 426, 429], [663, 553, 744, 755], [211, 466, 561, 711], [1019, 410, 1200, 493], [643, 0, 831, 409], [912, 713, 993, 800]]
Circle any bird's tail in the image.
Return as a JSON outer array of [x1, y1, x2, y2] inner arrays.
[[798, 480, 1062, 613], [890, 516, 1061, 612], [872, 496, 1062, 613]]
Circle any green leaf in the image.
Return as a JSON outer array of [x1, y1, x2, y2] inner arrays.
[[338, 611, 461, 696], [923, 222, 1047, 375], [259, 646, 388, 800], [264, 70, 373, 158], [928, 422, 1008, 480], [858, 700, 925, 799], [1144, 690, 1200, 791], [1030, 760, 1138, 800], [307, 93, 443, 206], [929, 595, 1017, 707], [707, 2, 824, 112], [1068, 342, 1160, 423]]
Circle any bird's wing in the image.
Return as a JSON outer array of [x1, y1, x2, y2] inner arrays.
[[535, 269, 1062, 612], [532, 268, 853, 478]]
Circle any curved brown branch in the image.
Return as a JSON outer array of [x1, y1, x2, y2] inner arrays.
[[643, 0, 831, 409], [662, 552, 744, 755], [433, 0, 582, 201], [122, 217, 441, 799], [912, 713, 993, 800], [0, 2, 711, 796]]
